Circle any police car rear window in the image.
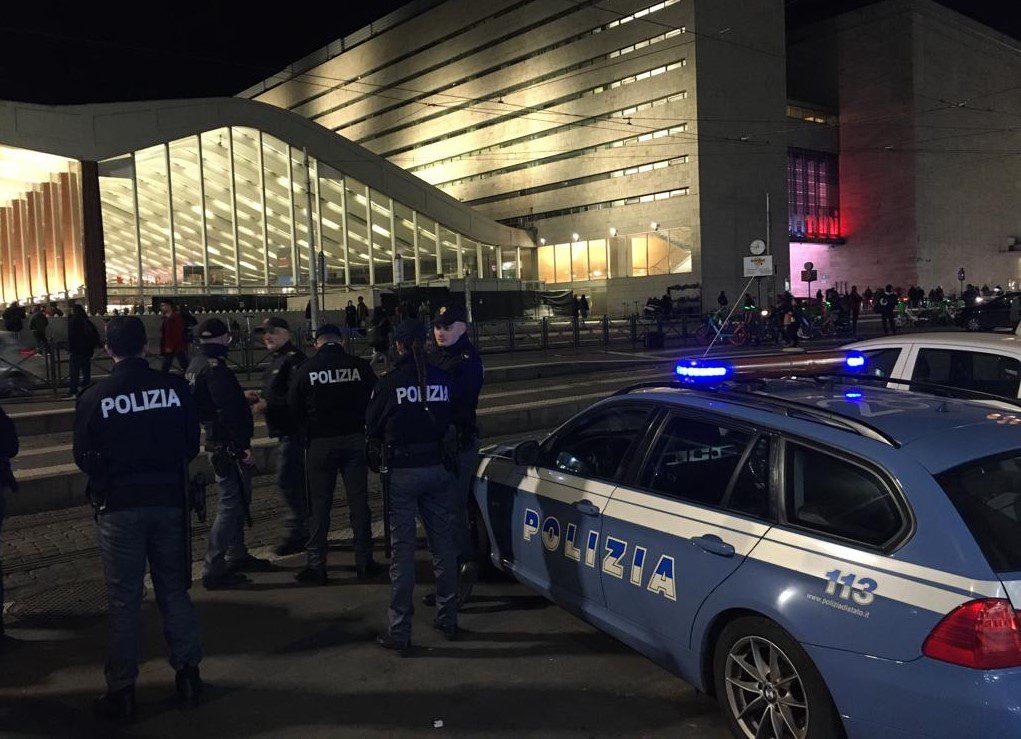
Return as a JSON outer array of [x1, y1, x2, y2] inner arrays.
[[937, 453, 1021, 573]]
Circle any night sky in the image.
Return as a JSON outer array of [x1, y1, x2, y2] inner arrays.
[[0, 0, 1015, 105]]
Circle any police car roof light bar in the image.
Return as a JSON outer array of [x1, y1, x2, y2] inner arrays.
[[675, 359, 732, 382]]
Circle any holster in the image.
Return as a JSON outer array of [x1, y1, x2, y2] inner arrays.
[[366, 438, 384, 474], [441, 426, 459, 475], [209, 447, 234, 479]]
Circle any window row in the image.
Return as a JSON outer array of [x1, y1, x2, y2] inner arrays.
[[536, 228, 692, 284], [501, 187, 690, 228]]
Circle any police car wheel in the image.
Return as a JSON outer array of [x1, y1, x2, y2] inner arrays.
[[713, 617, 843, 739], [468, 501, 500, 580]]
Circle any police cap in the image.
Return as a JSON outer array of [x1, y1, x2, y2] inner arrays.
[[314, 323, 343, 340], [395, 318, 427, 345], [197, 317, 229, 339], [433, 303, 467, 328], [261, 316, 290, 331], [106, 316, 147, 357]]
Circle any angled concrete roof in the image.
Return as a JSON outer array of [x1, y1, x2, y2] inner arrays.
[[0, 96, 533, 248]]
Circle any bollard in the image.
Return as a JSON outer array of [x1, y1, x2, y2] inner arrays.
[[572, 316, 580, 348], [508, 319, 515, 352], [630, 314, 638, 346], [602, 315, 610, 349], [541, 317, 549, 351]]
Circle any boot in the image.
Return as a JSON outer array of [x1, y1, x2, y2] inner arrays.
[[376, 633, 411, 657], [93, 686, 136, 722], [175, 664, 203, 707], [202, 572, 250, 590], [294, 567, 328, 586]]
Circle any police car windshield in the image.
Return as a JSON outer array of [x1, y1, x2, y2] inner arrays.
[[937, 452, 1021, 573]]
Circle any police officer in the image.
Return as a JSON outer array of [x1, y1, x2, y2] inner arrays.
[[246, 316, 308, 555], [186, 318, 262, 590], [288, 323, 377, 585], [73, 316, 202, 720], [426, 303, 484, 606], [367, 319, 458, 654]]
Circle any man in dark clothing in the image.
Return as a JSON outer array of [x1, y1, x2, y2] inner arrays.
[[849, 286, 863, 337], [68, 304, 101, 397], [73, 316, 202, 719], [579, 295, 590, 320], [876, 284, 898, 335], [344, 300, 358, 331], [0, 405, 17, 644], [288, 324, 378, 584], [159, 300, 189, 373], [2, 301, 26, 338], [247, 317, 308, 556], [29, 307, 48, 355], [717, 291, 728, 311], [356, 296, 370, 327], [660, 293, 672, 317], [186, 319, 261, 590], [427, 303, 484, 607], [367, 319, 458, 653]]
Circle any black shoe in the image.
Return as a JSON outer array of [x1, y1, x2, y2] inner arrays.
[[175, 665, 203, 707], [356, 560, 382, 581], [432, 622, 460, 641], [421, 591, 437, 607], [456, 561, 479, 607], [273, 538, 306, 557], [227, 554, 274, 573], [202, 572, 250, 590], [376, 633, 411, 656], [294, 567, 328, 586], [93, 686, 136, 722]]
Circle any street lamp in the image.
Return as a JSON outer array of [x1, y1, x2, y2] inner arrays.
[[609, 227, 617, 237], [539, 237, 546, 245], [650, 221, 659, 231], [571, 232, 580, 242]]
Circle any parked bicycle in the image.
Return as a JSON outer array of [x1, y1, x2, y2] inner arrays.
[[694, 310, 748, 346]]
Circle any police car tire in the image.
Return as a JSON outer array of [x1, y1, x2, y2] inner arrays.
[[713, 616, 844, 739], [469, 501, 504, 580]]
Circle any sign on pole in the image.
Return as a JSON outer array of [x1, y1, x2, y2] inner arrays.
[[743, 255, 775, 278]]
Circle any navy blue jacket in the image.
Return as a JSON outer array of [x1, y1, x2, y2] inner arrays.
[[288, 342, 377, 439], [261, 341, 306, 438], [186, 344, 253, 451], [428, 335, 483, 439], [0, 405, 18, 491], [73, 357, 199, 509]]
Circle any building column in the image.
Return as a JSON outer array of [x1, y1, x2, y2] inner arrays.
[[80, 160, 108, 314]]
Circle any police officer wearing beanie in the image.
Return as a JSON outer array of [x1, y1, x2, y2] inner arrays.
[[186, 318, 262, 590], [73, 316, 202, 720], [288, 323, 377, 585], [426, 303, 484, 607], [368, 319, 458, 654], [246, 316, 308, 556]]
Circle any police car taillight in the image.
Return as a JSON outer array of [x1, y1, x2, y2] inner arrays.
[[922, 598, 1021, 669], [675, 359, 732, 383]]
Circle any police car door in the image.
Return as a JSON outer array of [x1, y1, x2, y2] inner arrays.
[[506, 403, 655, 615], [601, 413, 772, 657]]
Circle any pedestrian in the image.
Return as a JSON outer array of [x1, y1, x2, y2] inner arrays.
[[246, 317, 308, 556], [67, 304, 102, 397], [876, 284, 897, 335], [368, 307, 392, 371], [579, 294, 590, 321], [288, 323, 378, 585], [186, 318, 264, 590], [29, 306, 49, 355], [344, 300, 358, 333], [863, 286, 873, 312], [48, 302, 64, 318], [571, 294, 580, 321], [159, 300, 189, 373], [2, 301, 26, 338], [717, 290, 728, 311], [180, 304, 198, 345], [72, 316, 202, 719], [357, 295, 370, 327], [425, 303, 484, 608], [367, 319, 458, 654], [849, 285, 863, 337], [0, 404, 17, 646]]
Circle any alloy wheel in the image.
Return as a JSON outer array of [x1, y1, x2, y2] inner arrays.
[[724, 636, 808, 739]]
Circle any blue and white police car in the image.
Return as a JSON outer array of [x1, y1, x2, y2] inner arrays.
[[471, 353, 1021, 738]]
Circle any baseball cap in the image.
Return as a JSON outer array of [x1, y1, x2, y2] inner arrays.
[[197, 318, 229, 339], [105, 316, 147, 357], [395, 319, 427, 345], [433, 303, 467, 328], [261, 316, 290, 331], [314, 323, 343, 340]]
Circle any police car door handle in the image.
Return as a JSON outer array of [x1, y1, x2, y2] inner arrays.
[[693, 534, 736, 558], [573, 500, 600, 517]]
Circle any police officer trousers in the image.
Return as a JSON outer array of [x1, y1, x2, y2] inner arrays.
[[387, 464, 458, 642], [449, 439, 481, 564], [97, 506, 201, 691], [305, 433, 371, 571], [276, 436, 308, 544], [203, 461, 248, 579], [0, 486, 7, 626]]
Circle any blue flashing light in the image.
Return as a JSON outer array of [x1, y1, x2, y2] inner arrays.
[[675, 359, 732, 383], [844, 352, 867, 371], [844, 390, 864, 401]]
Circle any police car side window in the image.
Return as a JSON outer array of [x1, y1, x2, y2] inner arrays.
[[785, 444, 902, 547], [862, 348, 901, 379], [911, 348, 1021, 398], [545, 406, 650, 481], [639, 417, 753, 508]]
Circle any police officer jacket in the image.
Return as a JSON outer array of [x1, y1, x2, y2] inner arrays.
[[428, 335, 483, 441], [261, 341, 306, 438], [365, 354, 453, 467], [186, 344, 253, 451], [288, 342, 377, 439], [73, 357, 199, 510]]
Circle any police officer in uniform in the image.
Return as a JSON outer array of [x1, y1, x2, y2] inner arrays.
[[288, 324, 377, 585], [426, 303, 484, 606], [246, 316, 308, 555], [367, 319, 458, 654], [186, 318, 263, 590], [73, 316, 202, 720]]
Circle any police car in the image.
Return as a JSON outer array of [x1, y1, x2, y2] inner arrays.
[[471, 352, 1021, 738]]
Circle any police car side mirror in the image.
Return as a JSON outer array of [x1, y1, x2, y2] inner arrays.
[[513, 440, 541, 467]]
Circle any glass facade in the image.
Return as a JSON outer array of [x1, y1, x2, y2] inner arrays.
[[98, 126, 515, 295], [536, 228, 692, 285], [788, 148, 840, 242]]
